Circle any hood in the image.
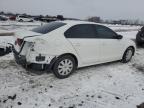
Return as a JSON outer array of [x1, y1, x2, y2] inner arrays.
[[14, 30, 42, 39]]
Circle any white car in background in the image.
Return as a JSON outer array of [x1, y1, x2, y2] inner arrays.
[[16, 15, 33, 22], [12, 20, 136, 79]]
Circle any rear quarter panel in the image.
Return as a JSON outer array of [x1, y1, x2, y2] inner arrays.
[[24, 26, 83, 67]]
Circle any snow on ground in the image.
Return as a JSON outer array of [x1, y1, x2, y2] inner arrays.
[[0, 21, 44, 33], [0, 30, 10, 33], [0, 22, 144, 108], [0, 21, 42, 26], [117, 31, 138, 39]]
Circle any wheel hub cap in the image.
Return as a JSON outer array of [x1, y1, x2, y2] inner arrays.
[[58, 59, 73, 75], [126, 50, 133, 61]]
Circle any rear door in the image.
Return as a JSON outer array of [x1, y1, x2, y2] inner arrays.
[[65, 24, 101, 65]]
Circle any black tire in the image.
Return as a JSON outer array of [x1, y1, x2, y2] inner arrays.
[[137, 43, 142, 47], [136, 41, 143, 47], [136, 30, 144, 46], [122, 47, 134, 63], [52, 55, 76, 79]]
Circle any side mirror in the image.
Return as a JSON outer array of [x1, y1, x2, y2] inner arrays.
[[116, 35, 123, 39]]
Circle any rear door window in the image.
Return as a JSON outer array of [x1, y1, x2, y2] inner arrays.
[[32, 22, 66, 34], [64, 24, 96, 38]]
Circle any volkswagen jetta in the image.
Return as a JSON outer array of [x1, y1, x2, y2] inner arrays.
[[12, 20, 136, 79]]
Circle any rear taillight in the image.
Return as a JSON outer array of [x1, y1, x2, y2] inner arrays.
[[16, 38, 23, 46]]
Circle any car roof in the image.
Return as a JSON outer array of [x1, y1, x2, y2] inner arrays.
[[58, 20, 103, 26], [56, 20, 118, 33]]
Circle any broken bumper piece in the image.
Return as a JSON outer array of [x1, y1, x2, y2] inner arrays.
[[0, 47, 12, 56], [13, 51, 56, 71], [14, 53, 47, 70], [12, 44, 57, 71]]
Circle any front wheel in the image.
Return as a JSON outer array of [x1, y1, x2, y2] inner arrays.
[[52, 55, 76, 79], [122, 47, 134, 63]]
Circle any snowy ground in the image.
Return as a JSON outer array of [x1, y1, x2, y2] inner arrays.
[[0, 21, 144, 108]]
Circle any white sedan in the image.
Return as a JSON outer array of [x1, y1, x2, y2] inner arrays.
[[16, 15, 33, 22], [13, 20, 136, 79]]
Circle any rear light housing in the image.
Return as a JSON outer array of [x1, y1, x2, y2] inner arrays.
[[15, 38, 23, 46]]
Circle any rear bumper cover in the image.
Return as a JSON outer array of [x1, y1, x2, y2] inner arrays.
[[14, 52, 53, 71], [12, 46, 57, 71]]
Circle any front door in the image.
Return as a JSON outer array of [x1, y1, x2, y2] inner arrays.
[[94, 25, 124, 62]]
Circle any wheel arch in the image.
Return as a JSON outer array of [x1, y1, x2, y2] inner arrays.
[[124, 46, 135, 57], [128, 46, 135, 56], [57, 53, 78, 68]]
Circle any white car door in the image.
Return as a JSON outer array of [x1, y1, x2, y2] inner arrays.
[[65, 24, 101, 65], [95, 25, 124, 62]]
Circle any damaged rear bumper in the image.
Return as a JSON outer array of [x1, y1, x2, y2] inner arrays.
[[12, 46, 57, 71], [11, 44, 26, 65]]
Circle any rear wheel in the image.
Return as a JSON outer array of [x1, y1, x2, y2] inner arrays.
[[122, 47, 134, 63], [52, 55, 76, 79]]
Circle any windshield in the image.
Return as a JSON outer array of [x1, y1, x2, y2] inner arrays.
[[32, 22, 66, 34]]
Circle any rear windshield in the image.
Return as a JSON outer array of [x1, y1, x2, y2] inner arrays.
[[32, 22, 66, 34]]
